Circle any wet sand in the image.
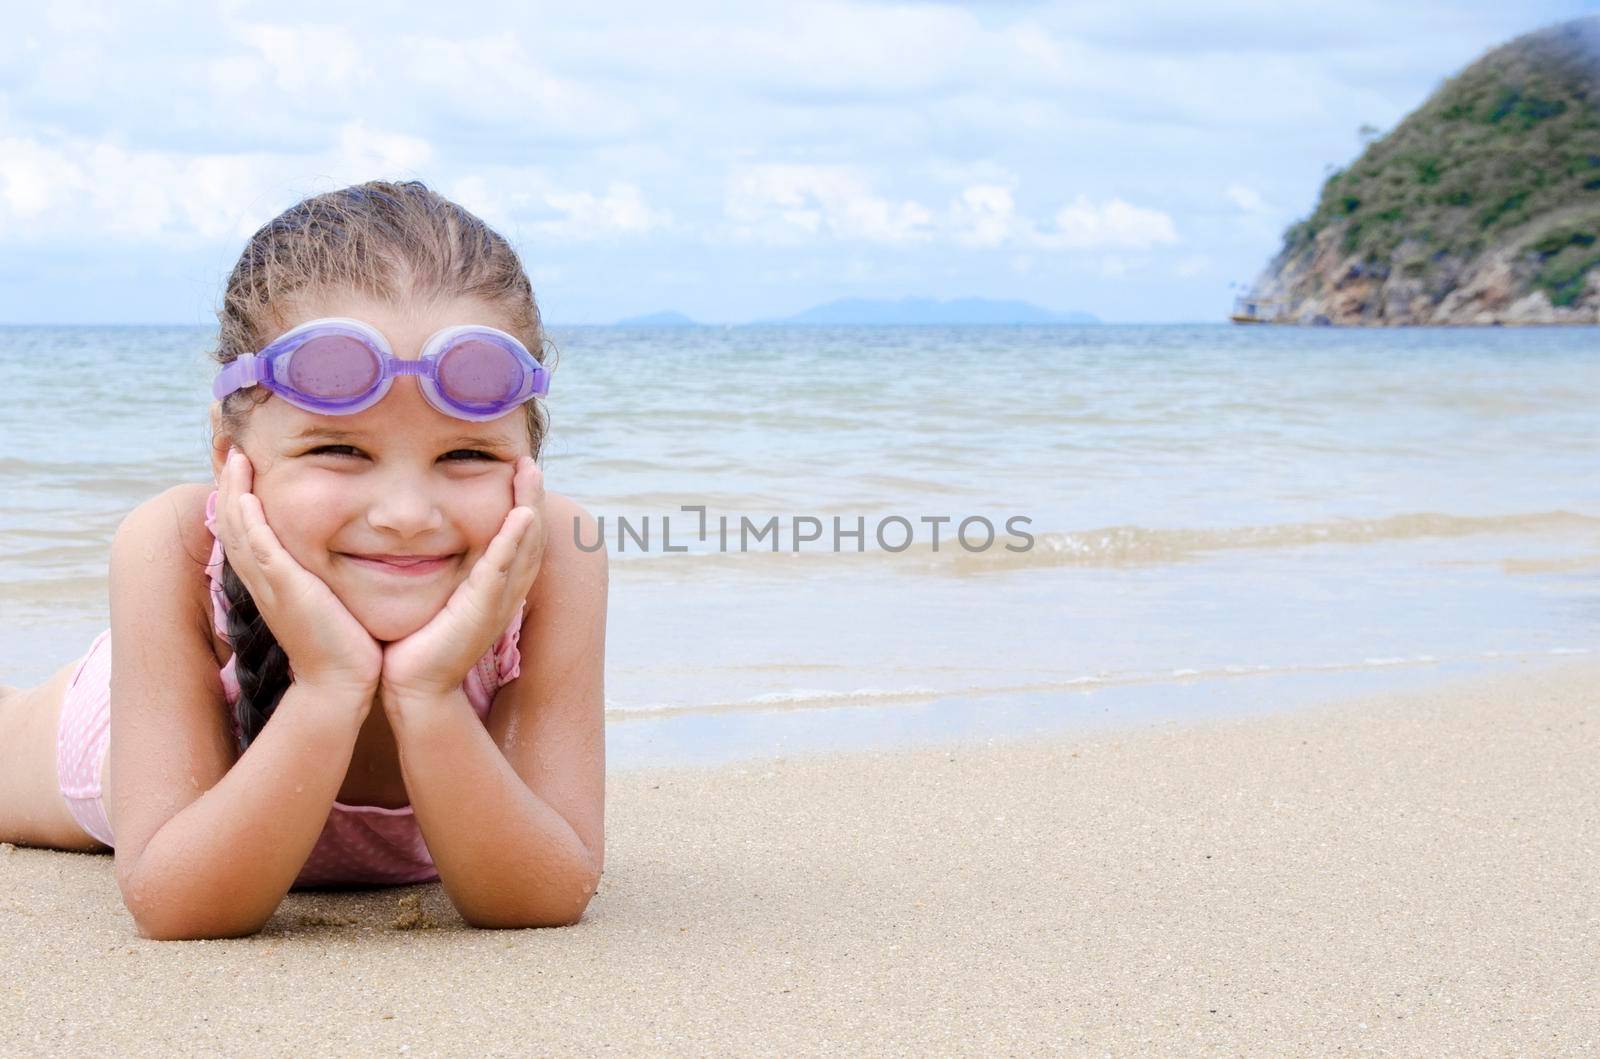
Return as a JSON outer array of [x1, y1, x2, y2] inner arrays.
[[2, 661, 1597, 1055]]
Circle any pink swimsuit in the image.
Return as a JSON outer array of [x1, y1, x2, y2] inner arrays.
[[56, 489, 524, 888]]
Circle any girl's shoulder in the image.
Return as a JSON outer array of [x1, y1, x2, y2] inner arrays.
[[519, 490, 607, 623], [540, 490, 596, 536], [535, 491, 605, 575], [114, 481, 217, 565], [111, 481, 227, 658], [124, 481, 218, 568]]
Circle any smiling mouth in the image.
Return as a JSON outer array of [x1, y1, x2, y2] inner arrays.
[[340, 553, 459, 576]]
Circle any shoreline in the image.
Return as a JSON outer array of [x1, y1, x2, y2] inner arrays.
[[4, 657, 1598, 1053], [604, 650, 1583, 769]]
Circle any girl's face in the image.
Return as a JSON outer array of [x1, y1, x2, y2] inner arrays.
[[213, 294, 534, 642]]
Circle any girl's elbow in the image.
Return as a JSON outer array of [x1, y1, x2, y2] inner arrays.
[[131, 906, 269, 941], [119, 862, 271, 940], [126, 880, 272, 940], [560, 861, 602, 925], [465, 873, 600, 930]]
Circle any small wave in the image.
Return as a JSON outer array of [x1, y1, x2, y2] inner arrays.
[[607, 678, 1102, 717], [603, 509, 1600, 578], [1501, 555, 1600, 574], [746, 685, 941, 705], [0, 575, 109, 604], [602, 649, 1575, 720], [951, 511, 1600, 572]]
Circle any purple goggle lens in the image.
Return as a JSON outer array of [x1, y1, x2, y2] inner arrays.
[[212, 317, 550, 422]]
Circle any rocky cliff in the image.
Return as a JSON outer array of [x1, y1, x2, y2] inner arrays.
[[1246, 17, 1600, 325]]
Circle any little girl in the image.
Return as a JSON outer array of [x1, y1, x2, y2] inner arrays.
[[0, 180, 607, 939]]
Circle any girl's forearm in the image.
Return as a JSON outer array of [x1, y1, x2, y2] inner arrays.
[[118, 683, 368, 940], [387, 689, 600, 929]]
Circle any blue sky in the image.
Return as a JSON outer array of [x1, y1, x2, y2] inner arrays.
[[2, 1, 1596, 324]]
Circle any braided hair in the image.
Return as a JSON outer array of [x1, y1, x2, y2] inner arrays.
[[210, 179, 553, 751], [218, 559, 291, 751]]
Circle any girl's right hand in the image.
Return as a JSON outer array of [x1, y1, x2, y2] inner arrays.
[[216, 447, 384, 702]]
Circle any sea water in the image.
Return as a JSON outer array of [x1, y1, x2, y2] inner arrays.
[[2, 323, 1598, 765]]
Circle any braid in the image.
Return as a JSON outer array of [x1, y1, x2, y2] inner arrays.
[[219, 556, 293, 752]]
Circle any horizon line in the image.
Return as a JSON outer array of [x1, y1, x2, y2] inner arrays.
[[0, 318, 1230, 329]]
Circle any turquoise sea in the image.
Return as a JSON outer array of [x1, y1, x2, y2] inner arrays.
[[2, 323, 1598, 765]]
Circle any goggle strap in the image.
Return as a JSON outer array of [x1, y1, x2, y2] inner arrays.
[[212, 353, 267, 400]]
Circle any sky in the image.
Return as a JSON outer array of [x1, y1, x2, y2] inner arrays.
[[2, 1, 1597, 325]]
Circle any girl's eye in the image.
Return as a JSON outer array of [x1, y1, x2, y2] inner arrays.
[[302, 445, 496, 462]]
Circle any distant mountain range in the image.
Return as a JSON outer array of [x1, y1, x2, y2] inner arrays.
[[611, 298, 1099, 326]]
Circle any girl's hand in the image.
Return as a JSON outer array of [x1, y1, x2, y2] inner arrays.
[[379, 456, 545, 709], [216, 447, 384, 700]]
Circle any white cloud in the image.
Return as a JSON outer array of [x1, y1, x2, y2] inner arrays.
[[0, 135, 277, 241], [725, 165, 936, 245], [444, 170, 671, 241], [397, 31, 635, 141], [0, 122, 432, 245], [951, 184, 1018, 248], [0, 138, 56, 217], [235, 23, 368, 98], [538, 183, 670, 238], [723, 167, 1178, 255], [1038, 197, 1179, 250], [540, 2, 989, 103], [333, 123, 434, 178], [1226, 182, 1265, 212]]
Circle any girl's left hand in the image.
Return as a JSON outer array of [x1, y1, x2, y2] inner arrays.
[[379, 456, 545, 708]]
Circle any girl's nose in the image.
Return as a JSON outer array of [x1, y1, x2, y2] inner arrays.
[[362, 478, 446, 539]]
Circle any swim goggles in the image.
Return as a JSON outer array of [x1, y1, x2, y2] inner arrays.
[[212, 316, 550, 422]]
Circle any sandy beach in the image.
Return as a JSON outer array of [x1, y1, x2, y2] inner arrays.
[[2, 661, 1597, 1056]]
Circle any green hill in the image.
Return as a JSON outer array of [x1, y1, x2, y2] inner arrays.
[[1247, 17, 1600, 324]]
